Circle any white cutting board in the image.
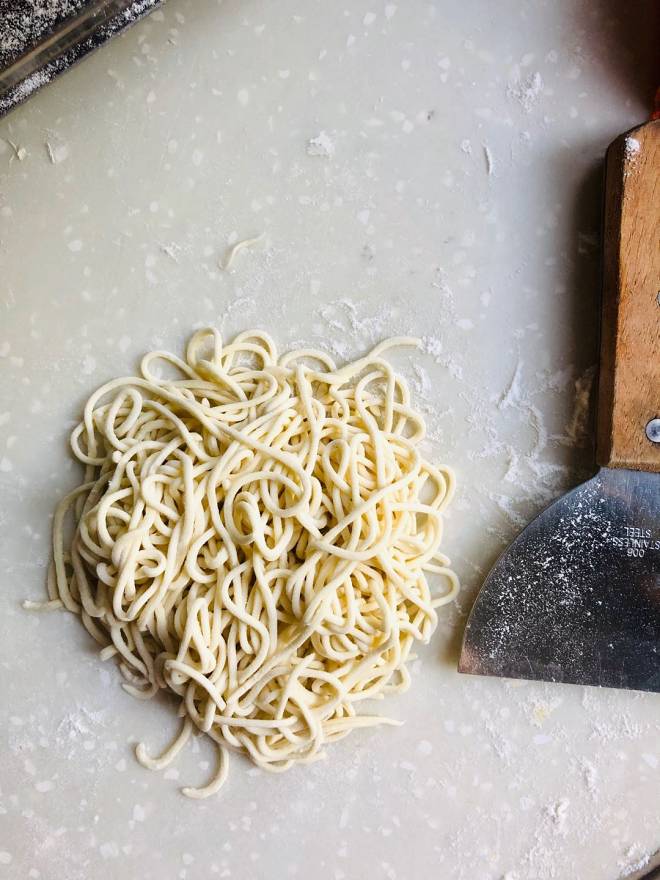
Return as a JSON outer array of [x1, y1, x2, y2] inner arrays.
[[1, 2, 658, 878]]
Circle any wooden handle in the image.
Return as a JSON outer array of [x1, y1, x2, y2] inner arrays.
[[596, 120, 660, 472]]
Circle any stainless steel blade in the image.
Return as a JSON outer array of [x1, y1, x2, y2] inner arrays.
[[459, 467, 660, 692]]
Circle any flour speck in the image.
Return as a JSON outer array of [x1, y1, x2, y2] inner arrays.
[[307, 131, 335, 158]]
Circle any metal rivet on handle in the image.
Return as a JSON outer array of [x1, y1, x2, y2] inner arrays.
[[646, 418, 660, 444]]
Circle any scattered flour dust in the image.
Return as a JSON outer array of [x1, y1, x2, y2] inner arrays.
[[527, 696, 562, 728], [618, 845, 652, 877], [421, 335, 463, 380], [624, 137, 640, 160], [307, 131, 335, 157], [507, 71, 544, 112], [314, 299, 465, 384], [411, 363, 432, 399], [589, 711, 644, 743], [219, 295, 257, 332], [466, 352, 593, 528], [517, 796, 575, 878], [624, 136, 641, 178], [57, 706, 106, 751], [545, 798, 570, 836], [2, 69, 52, 109], [316, 299, 401, 360], [579, 758, 599, 800]]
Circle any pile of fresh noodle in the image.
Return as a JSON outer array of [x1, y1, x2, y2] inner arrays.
[[33, 329, 458, 797]]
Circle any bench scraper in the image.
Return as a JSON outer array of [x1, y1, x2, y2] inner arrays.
[[458, 117, 660, 693]]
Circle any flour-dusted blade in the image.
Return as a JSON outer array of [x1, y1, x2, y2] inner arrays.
[[458, 468, 660, 692]]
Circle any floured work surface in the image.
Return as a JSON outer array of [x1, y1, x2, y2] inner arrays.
[[0, 1, 659, 879]]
